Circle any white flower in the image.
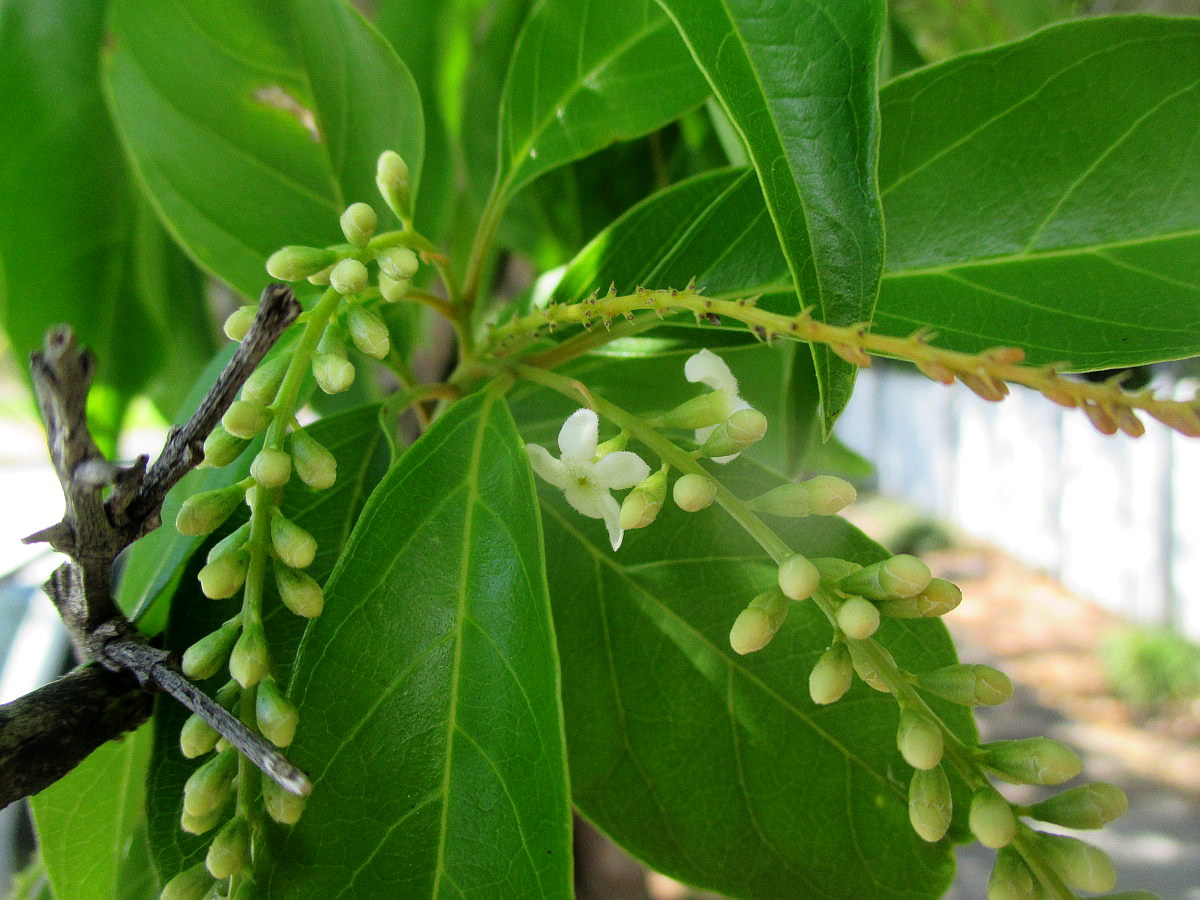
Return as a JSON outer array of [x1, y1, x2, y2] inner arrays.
[[526, 409, 651, 550], [684, 349, 752, 463]]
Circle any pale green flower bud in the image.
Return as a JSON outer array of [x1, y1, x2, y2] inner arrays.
[[307, 263, 334, 285], [216, 679, 241, 711], [802, 475, 857, 516], [250, 447, 292, 489], [653, 389, 735, 429], [221, 398, 271, 439], [175, 485, 243, 537], [266, 246, 338, 282], [182, 620, 241, 680], [330, 258, 368, 296], [876, 577, 962, 618], [378, 246, 419, 280], [179, 713, 220, 759], [200, 426, 249, 468], [378, 272, 411, 302], [291, 429, 337, 490], [811, 557, 860, 582], [836, 597, 880, 640], [1036, 832, 1117, 893], [851, 643, 895, 693], [697, 408, 767, 459], [229, 621, 269, 688], [983, 738, 1081, 785], [777, 554, 820, 601], [243, 354, 290, 406], [747, 482, 811, 516], [728, 588, 790, 655], [908, 765, 952, 842], [915, 664, 1013, 706], [275, 563, 325, 618], [809, 641, 853, 705], [182, 746, 238, 818], [223, 305, 258, 342], [347, 304, 390, 359], [263, 773, 306, 825], [1028, 782, 1128, 829], [271, 511, 317, 569], [179, 806, 224, 836], [376, 150, 412, 221], [672, 473, 716, 512], [256, 676, 300, 747], [897, 708, 943, 770], [839, 554, 931, 600], [197, 549, 249, 600], [969, 786, 1017, 848], [206, 815, 250, 879], [619, 466, 668, 530], [312, 353, 356, 394], [987, 846, 1037, 900], [207, 522, 251, 566], [339, 202, 377, 247], [160, 862, 215, 900]]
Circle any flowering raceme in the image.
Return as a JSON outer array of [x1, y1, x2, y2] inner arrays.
[[525, 409, 650, 550]]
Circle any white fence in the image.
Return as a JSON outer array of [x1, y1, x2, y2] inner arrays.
[[836, 365, 1200, 641]]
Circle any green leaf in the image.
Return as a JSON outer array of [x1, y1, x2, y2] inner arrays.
[[655, 0, 888, 431], [105, 0, 424, 297], [538, 459, 970, 899], [876, 15, 1200, 368], [495, 0, 709, 203], [31, 722, 156, 900], [256, 391, 572, 897]]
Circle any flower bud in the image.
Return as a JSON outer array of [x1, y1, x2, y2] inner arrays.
[[915, 664, 1013, 706], [876, 577, 962, 618], [672, 473, 716, 512], [197, 549, 250, 600], [266, 246, 339, 281], [216, 679, 241, 711], [221, 399, 271, 439], [983, 738, 1081, 786], [777, 554, 820, 601], [182, 747, 238, 818], [1028, 782, 1128, 829], [619, 466, 668, 530], [897, 708, 943, 770], [179, 713, 220, 759], [250, 447, 293, 488], [908, 765, 952, 842], [809, 641, 853, 705], [290, 429, 337, 490], [243, 353, 290, 406], [747, 482, 811, 516], [207, 522, 250, 566], [987, 846, 1037, 900], [312, 353, 356, 394], [728, 588, 790, 655], [851, 643, 895, 692], [1036, 832, 1117, 893], [263, 773, 306, 825], [176, 485, 244, 537], [160, 862, 215, 900], [256, 676, 300, 747], [182, 620, 241, 680], [654, 389, 735, 429], [811, 557, 859, 582], [180, 806, 224, 836], [376, 150, 412, 221], [378, 246, 419, 280], [275, 563, 326, 618], [206, 815, 250, 879], [339, 202, 377, 247], [201, 426, 249, 468], [229, 620, 269, 688], [347, 304, 390, 358], [839, 554, 931, 601], [307, 263, 334, 286], [803, 475, 857, 516], [223, 305, 258, 342], [969, 786, 1017, 848], [330, 258, 368, 296], [378, 273, 411, 302], [697, 408, 767, 459], [271, 511, 317, 569], [836, 597, 880, 640]]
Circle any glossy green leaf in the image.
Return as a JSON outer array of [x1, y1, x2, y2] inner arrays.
[[31, 723, 156, 900], [656, 0, 888, 430], [105, 0, 423, 297], [876, 15, 1200, 368], [495, 0, 709, 202], [256, 391, 572, 897]]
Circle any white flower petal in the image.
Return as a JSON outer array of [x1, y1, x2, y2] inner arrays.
[[593, 451, 650, 490], [563, 477, 607, 520], [558, 408, 599, 462], [685, 348, 739, 395], [525, 443, 569, 489], [596, 493, 624, 551]]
